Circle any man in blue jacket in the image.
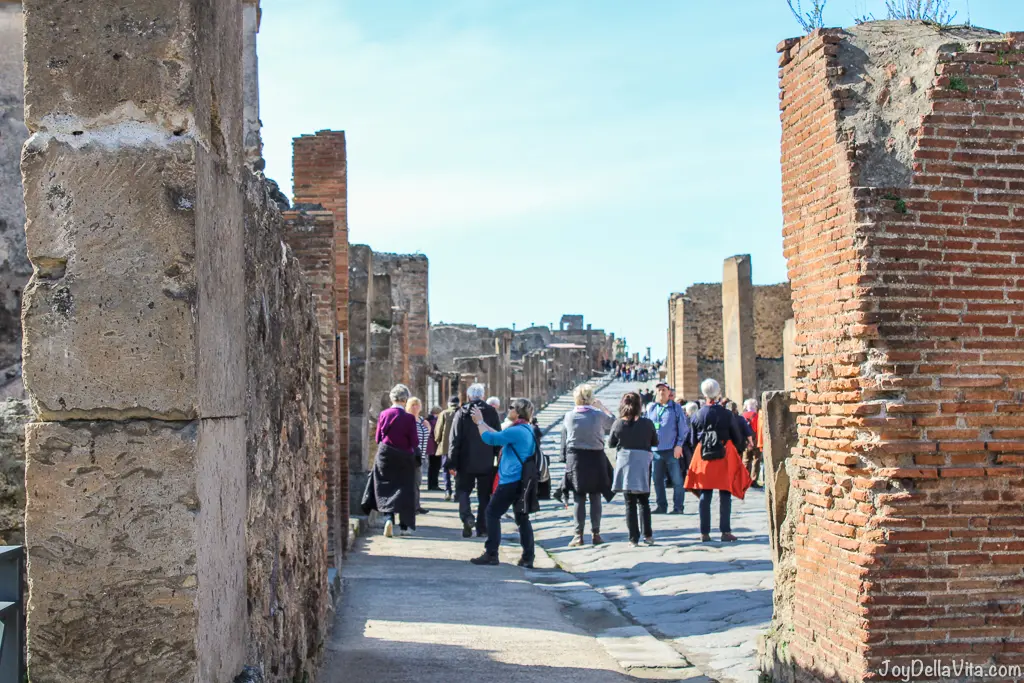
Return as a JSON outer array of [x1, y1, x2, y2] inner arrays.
[[644, 382, 691, 514]]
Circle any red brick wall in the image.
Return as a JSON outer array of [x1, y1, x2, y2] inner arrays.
[[293, 130, 350, 557], [281, 209, 339, 566], [779, 28, 1024, 682]]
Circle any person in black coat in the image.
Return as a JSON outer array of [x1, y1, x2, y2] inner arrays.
[[448, 383, 503, 538]]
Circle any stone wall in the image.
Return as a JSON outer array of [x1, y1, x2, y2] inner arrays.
[[348, 244, 374, 509], [0, 398, 28, 544], [775, 21, 1023, 682], [0, 3, 28, 396], [430, 324, 496, 370], [20, 0, 328, 679], [375, 252, 429, 402]]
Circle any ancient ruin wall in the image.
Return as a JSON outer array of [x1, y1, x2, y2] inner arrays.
[[0, 398, 28, 544], [0, 3, 29, 392], [777, 22, 1022, 683], [375, 253, 429, 402], [20, 0, 327, 679], [430, 324, 496, 371]]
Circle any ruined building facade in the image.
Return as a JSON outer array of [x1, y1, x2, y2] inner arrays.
[[666, 255, 793, 402], [763, 22, 1024, 683]]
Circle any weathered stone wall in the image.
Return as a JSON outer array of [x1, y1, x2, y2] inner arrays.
[[20, 0, 327, 679], [0, 398, 28, 545], [430, 324, 496, 370], [243, 176, 328, 682], [0, 3, 28, 395], [375, 252, 429, 401], [348, 244, 374, 509], [777, 21, 1022, 682]]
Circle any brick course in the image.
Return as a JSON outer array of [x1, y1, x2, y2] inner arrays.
[[776, 23, 1024, 683]]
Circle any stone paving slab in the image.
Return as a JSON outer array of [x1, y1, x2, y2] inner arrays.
[[534, 380, 772, 683]]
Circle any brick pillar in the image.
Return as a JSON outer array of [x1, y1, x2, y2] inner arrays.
[[722, 254, 756, 402], [292, 130, 349, 554], [0, 1, 28, 387], [281, 208, 340, 566], [778, 25, 1024, 682], [669, 294, 699, 398], [22, 0, 248, 678], [348, 244, 373, 509], [783, 318, 796, 392]]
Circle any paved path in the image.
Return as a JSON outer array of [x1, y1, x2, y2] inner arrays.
[[534, 379, 772, 683], [323, 486, 711, 682]]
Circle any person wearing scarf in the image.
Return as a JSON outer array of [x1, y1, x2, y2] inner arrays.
[[468, 398, 538, 568]]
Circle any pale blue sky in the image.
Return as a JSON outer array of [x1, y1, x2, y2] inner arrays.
[[258, 0, 1024, 359]]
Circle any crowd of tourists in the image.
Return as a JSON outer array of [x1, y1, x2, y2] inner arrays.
[[362, 374, 763, 566], [606, 359, 660, 383]]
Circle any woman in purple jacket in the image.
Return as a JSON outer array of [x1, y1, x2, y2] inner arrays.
[[361, 384, 419, 537]]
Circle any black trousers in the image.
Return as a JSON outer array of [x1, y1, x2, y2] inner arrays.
[[624, 492, 652, 543], [457, 471, 495, 535], [427, 455, 443, 490]]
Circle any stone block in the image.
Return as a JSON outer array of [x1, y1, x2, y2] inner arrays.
[[722, 254, 755, 402], [0, 399, 29, 545], [25, 419, 201, 682], [21, 138, 199, 418]]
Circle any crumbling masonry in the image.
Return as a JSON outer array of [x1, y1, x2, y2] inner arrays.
[[20, 0, 328, 680], [763, 21, 1024, 683]]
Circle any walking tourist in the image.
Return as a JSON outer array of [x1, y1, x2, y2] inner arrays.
[[448, 383, 503, 538], [468, 398, 540, 567], [561, 383, 616, 547], [434, 395, 460, 501], [609, 392, 659, 547], [361, 384, 419, 537], [685, 379, 753, 542], [407, 397, 431, 515], [742, 398, 763, 487], [644, 382, 690, 515], [488, 396, 505, 423], [425, 406, 442, 490]]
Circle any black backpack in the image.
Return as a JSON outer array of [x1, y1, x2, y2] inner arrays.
[[505, 425, 540, 514], [700, 409, 726, 461]]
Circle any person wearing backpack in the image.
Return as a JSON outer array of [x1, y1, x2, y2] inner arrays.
[[684, 378, 752, 543], [467, 398, 540, 567]]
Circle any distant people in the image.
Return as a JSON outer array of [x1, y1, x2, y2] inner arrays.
[[468, 398, 540, 567], [434, 395, 461, 501], [560, 384, 616, 547], [362, 384, 419, 537], [406, 397, 430, 515], [683, 402, 699, 424], [610, 392, 659, 547], [449, 383, 503, 538], [742, 399, 763, 488], [726, 400, 755, 454], [426, 405, 442, 491], [685, 379, 752, 542], [487, 396, 505, 423], [532, 417, 551, 499], [644, 382, 690, 515]]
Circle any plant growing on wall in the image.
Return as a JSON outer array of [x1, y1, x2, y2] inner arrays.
[[884, 0, 957, 24], [786, 0, 828, 33]]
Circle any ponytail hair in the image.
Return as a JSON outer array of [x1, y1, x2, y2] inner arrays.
[[619, 392, 642, 421]]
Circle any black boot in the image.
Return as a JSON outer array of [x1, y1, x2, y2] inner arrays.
[[516, 556, 534, 568], [470, 552, 499, 566]]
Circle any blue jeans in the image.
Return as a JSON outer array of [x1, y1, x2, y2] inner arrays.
[[485, 482, 534, 560], [652, 450, 685, 512], [699, 490, 732, 535]]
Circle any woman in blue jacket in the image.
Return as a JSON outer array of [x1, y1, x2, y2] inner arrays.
[[467, 397, 538, 568]]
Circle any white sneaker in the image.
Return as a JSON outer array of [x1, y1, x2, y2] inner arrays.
[[404, 528, 415, 536], [383, 520, 394, 538]]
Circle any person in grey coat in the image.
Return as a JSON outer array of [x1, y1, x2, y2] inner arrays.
[[561, 383, 615, 547], [610, 392, 660, 547]]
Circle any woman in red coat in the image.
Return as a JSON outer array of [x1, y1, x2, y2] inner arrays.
[[684, 378, 753, 542]]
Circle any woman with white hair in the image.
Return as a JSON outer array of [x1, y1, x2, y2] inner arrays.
[[684, 378, 752, 542], [361, 384, 419, 537], [560, 383, 616, 547], [741, 398, 763, 487]]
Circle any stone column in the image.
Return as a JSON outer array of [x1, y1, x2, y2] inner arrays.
[[348, 244, 373, 508], [242, 0, 262, 167], [0, 1, 29, 394], [782, 318, 796, 391], [22, 0, 247, 679], [669, 294, 699, 398], [722, 254, 756, 402]]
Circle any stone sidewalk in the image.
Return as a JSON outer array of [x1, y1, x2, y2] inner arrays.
[[323, 488, 712, 682], [534, 380, 772, 683]]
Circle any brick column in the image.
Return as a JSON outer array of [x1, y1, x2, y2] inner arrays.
[[669, 294, 699, 398], [282, 208, 340, 565], [292, 130, 349, 554], [723, 254, 756, 402], [778, 25, 1024, 682], [21, 0, 248, 678]]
